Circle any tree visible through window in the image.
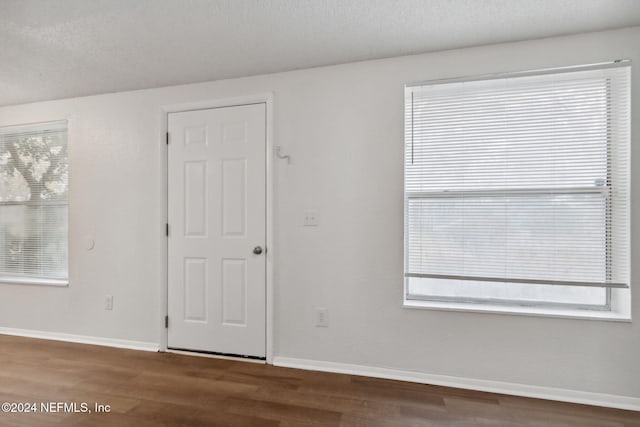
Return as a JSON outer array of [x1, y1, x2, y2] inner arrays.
[[0, 121, 68, 284]]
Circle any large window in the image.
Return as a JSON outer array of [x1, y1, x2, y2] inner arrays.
[[0, 121, 68, 286], [404, 63, 630, 317]]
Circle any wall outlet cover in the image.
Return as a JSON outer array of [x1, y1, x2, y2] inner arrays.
[[315, 307, 329, 327]]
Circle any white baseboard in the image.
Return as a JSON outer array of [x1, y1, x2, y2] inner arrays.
[[273, 356, 640, 412], [0, 327, 158, 352]]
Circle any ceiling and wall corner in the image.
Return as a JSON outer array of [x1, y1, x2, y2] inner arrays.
[[1, 0, 640, 107]]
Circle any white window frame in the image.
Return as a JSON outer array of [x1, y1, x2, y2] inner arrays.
[[0, 120, 69, 287], [403, 62, 631, 320]]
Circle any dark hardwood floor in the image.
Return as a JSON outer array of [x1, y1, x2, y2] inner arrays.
[[0, 334, 638, 426]]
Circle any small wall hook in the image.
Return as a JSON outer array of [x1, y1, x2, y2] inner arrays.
[[274, 146, 291, 164]]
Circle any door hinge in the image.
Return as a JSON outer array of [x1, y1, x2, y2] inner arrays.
[[166, 223, 169, 236], [165, 315, 169, 329], [166, 132, 169, 145]]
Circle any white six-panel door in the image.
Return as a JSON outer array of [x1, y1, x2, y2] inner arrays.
[[167, 103, 266, 358]]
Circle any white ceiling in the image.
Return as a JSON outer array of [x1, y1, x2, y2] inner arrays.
[[2, 0, 640, 107]]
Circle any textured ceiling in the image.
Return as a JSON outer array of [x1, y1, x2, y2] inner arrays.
[[1, 0, 640, 107]]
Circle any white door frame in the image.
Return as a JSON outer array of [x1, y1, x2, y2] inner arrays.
[[159, 93, 275, 363]]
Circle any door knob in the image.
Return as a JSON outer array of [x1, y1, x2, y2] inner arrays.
[[253, 246, 263, 255]]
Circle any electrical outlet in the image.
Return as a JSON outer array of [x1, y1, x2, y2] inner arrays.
[[104, 295, 113, 311], [315, 307, 329, 327], [304, 210, 319, 226]]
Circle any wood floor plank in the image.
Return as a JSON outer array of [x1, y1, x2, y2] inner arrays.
[[224, 396, 342, 426], [0, 334, 639, 426], [125, 400, 280, 427]]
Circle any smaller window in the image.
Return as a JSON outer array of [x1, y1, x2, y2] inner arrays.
[[404, 63, 630, 319], [0, 121, 68, 286]]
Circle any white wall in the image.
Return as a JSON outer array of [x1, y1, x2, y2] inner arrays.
[[1, 27, 639, 399]]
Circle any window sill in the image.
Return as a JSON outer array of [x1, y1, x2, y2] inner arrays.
[[0, 277, 68, 287], [403, 299, 631, 322]]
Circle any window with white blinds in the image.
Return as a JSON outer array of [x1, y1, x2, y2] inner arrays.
[[0, 121, 68, 285], [404, 63, 630, 312]]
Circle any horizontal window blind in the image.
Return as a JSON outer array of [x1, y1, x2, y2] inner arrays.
[[404, 64, 629, 292], [0, 121, 68, 282]]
